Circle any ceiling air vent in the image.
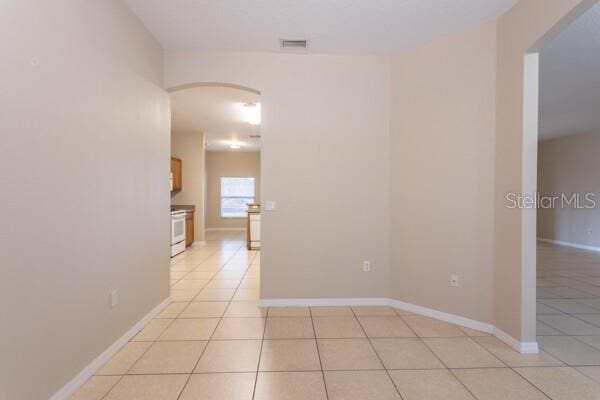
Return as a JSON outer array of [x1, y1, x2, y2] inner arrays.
[[249, 134, 261, 139], [280, 39, 308, 51]]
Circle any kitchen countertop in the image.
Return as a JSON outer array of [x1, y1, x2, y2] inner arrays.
[[171, 205, 195, 213], [247, 204, 261, 214]]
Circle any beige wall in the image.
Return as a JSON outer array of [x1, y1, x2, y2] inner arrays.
[[538, 130, 600, 247], [206, 151, 261, 229], [0, 1, 170, 399], [171, 130, 206, 241], [163, 2, 592, 340], [494, 0, 592, 342], [165, 52, 391, 299], [2, 10, 594, 399], [390, 22, 497, 323]]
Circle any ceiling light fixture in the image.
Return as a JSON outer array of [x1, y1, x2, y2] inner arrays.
[[229, 144, 241, 150], [242, 102, 261, 125]]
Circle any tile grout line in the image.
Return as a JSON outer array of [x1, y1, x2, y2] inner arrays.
[[190, 236, 260, 391], [92, 238, 600, 398], [250, 259, 267, 400], [525, 246, 600, 398], [168, 241, 240, 400], [171, 248, 220, 301], [350, 307, 405, 400], [395, 313, 484, 400], [537, 282, 600, 363], [105, 236, 246, 400], [250, 320, 266, 400], [170, 245, 223, 289], [97, 314, 178, 398], [95, 365, 597, 376], [510, 368, 556, 400], [88, 233, 251, 400], [98, 278, 191, 399], [457, 337, 554, 400], [309, 306, 331, 400]]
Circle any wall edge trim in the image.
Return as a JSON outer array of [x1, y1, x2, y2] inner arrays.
[[49, 296, 172, 400]]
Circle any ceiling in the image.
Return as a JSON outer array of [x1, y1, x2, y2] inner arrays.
[[125, 0, 517, 54], [170, 85, 261, 152], [132, 0, 600, 142], [539, 2, 600, 140]]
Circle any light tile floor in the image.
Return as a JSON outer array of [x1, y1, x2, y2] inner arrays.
[[71, 237, 600, 399]]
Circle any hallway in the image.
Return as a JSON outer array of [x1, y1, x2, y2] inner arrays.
[[69, 239, 600, 399], [537, 242, 600, 371]]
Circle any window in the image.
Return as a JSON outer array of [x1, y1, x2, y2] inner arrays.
[[220, 177, 255, 218]]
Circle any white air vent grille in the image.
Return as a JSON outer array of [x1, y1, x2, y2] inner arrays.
[[249, 134, 262, 139], [280, 39, 308, 51]]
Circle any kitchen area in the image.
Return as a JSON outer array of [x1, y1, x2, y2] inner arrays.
[[169, 157, 194, 257], [169, 84, 262, 257], [170, 156, 260, 257]]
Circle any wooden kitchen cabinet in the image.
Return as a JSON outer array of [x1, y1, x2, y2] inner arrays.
[[171, 157, 182, 192], [185, 210, 194, 247]]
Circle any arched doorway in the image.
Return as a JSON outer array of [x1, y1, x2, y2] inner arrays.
[[168, 82, 263, 301]]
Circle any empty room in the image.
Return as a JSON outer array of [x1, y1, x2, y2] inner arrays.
[[2, 1, 600, 399]]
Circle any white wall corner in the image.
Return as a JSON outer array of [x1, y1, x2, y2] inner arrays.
[[49, 297, 172, 400]]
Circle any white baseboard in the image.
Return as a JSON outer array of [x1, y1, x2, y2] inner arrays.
[[205, 228, 246, 231], [494, 327, 539, 354], [537, 238, 600, 253], [258, 297, 389, 308], [260, 297, 537, 354], [49, 297, 171, 400], [388, 299, 493, 334]]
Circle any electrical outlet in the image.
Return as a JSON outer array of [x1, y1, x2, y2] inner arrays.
[[588, 229, 593, 235], [110, 289, 119, 308], [363, 261, 371, 272], [450, 274, 459, 287]]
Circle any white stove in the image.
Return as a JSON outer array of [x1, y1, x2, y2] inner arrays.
[[170, 210, 186, 257]]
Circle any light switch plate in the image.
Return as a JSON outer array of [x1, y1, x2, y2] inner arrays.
[[450, 274, 459, 287], [110, 289, 119, 308], [265, 200, 276, 211]]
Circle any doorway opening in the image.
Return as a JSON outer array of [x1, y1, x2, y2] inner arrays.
[[168, 83, 262, 304], [526, 2, 600, 354]]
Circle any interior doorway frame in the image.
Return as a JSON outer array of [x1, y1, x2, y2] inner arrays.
[[166, 80, 264, 253], [521, 0, 598, 348]]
